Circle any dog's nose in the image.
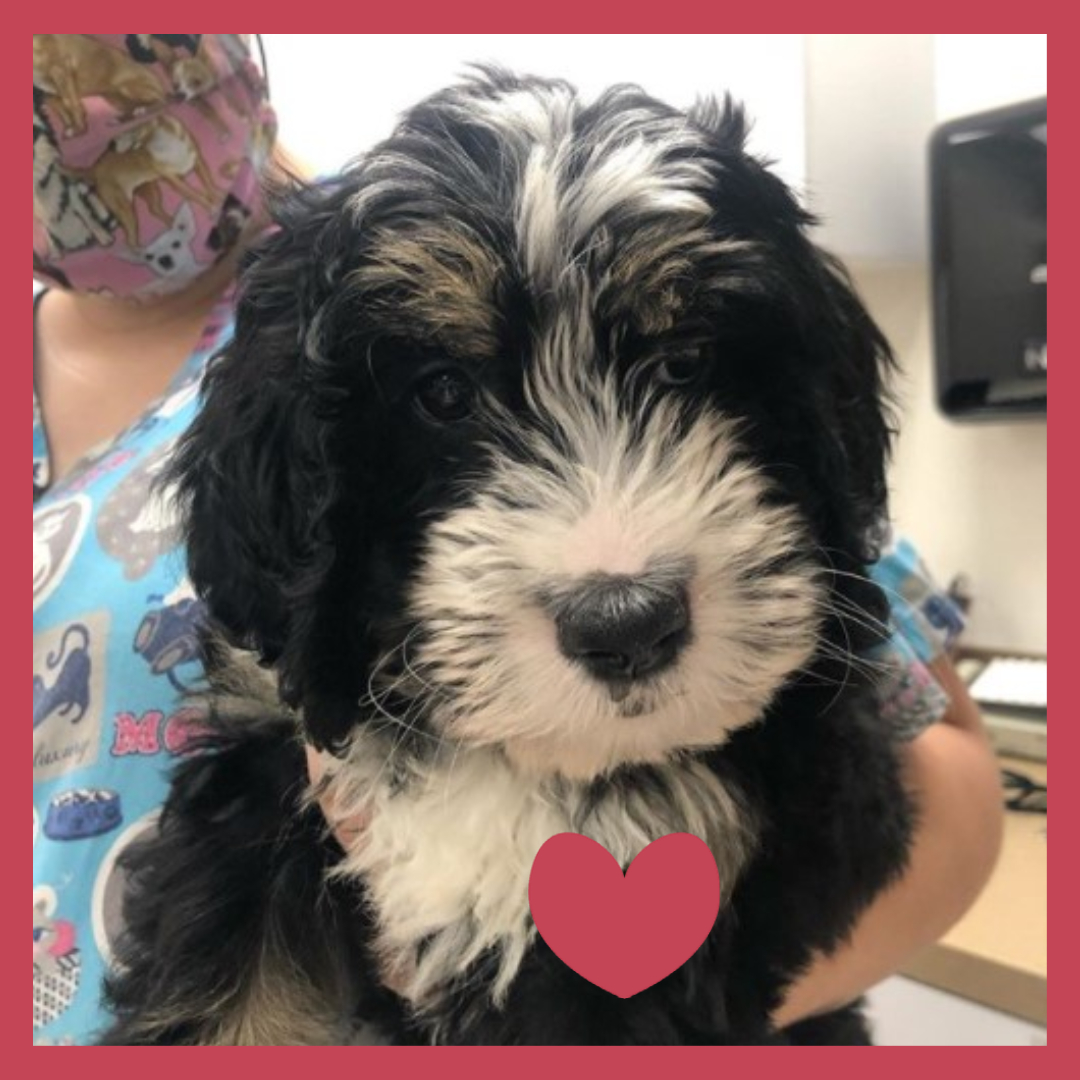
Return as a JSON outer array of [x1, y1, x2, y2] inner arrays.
[[556, 577, 691, 683]]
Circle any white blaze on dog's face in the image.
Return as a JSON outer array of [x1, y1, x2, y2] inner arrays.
[[341, 80, 827, 780], [411, 360, 821, 779]]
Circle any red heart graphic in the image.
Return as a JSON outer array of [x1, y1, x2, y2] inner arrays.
[[529, 832, 721, 999]]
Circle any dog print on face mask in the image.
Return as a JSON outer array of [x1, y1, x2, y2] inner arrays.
[[33, 34, 167, 138], [33, 91, 116, 259], [207, 193, 252, 256], [121, 203, 206, 295], [124, 35, 202, 65], [34, 496, 91, 612], [34, 35, 276, 300], [78, 114, 223, 250], [96, 441, 183, 581], [125, 36, 241, 144]]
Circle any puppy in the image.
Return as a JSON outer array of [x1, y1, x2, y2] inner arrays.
[[76, 115, 221, 248], [101, 70, 911, 1046]]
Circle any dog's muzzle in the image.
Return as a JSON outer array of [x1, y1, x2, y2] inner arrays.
[[554, 575, 691, 689]]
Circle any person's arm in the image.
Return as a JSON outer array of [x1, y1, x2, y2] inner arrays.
[[772, 657, 1005, 1028]]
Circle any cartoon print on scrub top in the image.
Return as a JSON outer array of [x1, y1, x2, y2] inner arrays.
[[33, 886, 81, 1032], [91, 811, 160, 970], [42, 789, 124, 844], [33, 624, 92, 729], [34, 497, 91, 612], [95, 440, 183, 581], [33, 397, 51, 491], [134, 590, 207, 692], [34, 614, 111, 784]]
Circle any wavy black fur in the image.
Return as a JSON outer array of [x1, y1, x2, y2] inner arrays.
[[101, 69, 910, 1045]]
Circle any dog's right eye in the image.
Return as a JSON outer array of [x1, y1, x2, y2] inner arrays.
[[414, 368, 476, 425]]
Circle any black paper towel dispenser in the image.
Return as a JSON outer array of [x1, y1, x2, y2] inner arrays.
[[930, 97, 1047, 420]]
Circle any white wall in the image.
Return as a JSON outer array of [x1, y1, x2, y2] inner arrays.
[[935, 35, 1048, 120], [806, 35, 937, 262], [263, 35, 806, 189], [853, 265, 1047, 653]]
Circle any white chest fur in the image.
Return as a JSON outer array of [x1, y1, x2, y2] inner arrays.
[[319, 738, 755, 1013]]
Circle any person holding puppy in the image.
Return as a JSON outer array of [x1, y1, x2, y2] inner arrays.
[[33, 33, 277, 1044], [33, 35, 1002, 1045]]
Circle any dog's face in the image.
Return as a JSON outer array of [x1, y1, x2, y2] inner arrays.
[[174, 71, 893, 779], [126, 204, 200, 279], [171, 56, 215, 101]]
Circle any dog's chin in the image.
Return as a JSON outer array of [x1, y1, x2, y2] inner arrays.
[[439, 673, 777, 782], [497, 715, 732, 781]]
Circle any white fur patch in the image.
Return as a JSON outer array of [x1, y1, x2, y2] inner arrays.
[[319, 736, 754, 1016], [509, 97, 717, 293]]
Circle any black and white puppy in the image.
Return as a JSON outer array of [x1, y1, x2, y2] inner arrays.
[[101, 69, 912, 1046]]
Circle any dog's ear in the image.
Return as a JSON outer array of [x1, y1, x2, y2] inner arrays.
[[170, 181, 372, 752], [689, 97, 896, 560], [804, 252, 896, 560], [173, 202, 197, 240]]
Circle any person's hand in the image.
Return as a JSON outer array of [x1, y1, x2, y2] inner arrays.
[[773, 658, 1004, 1027], [305, 745, 368, 851]]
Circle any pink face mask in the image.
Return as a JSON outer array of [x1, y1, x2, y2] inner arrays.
[[33, 34, 278, 299]]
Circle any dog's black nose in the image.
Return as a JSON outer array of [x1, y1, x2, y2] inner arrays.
[[556, 577, 691, 683]]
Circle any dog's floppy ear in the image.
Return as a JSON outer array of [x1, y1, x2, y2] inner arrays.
[[689, 97, 896, 560], [804, 251, 897, 559], [170, 181, 371, 751]]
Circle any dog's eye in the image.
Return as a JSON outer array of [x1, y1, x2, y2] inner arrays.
[[655, 347, 707, 388], [415, 368, 476, 424]]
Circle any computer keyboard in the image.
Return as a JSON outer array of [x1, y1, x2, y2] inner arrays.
[[968, 657, 1048, 712]]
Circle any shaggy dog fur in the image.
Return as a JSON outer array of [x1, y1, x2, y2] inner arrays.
[[100, 69, 912, 1046]]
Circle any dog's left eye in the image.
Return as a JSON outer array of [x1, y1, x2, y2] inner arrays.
[[415, 368, 476, 424], [655, 347, 707, 388]]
